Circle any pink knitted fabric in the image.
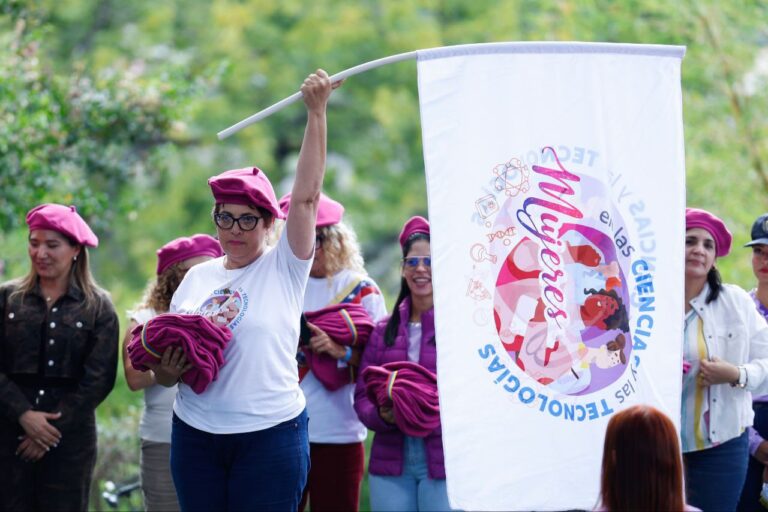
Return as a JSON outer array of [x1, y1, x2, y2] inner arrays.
[[361, 361, 441, 437], [127, 313, 232, 394], [302, 303, 375, 391]]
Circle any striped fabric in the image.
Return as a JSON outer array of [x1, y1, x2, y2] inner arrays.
[[681, 310, 713, 452]]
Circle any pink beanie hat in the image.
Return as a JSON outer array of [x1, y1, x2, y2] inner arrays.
[[208, 167, 285, 219], [156, 234, 223, 275], [26, 204, 98, 248], [278, 192, 344, 227], [685, 207, 732, 257]]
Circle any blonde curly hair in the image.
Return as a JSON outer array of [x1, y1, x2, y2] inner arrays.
[[271, 220, 366, 277], [136, 263, 187, 314], [316, 222, 366, 276]]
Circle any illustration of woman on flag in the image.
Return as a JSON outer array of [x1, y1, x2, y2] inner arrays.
[[493, 223, 630, 395]]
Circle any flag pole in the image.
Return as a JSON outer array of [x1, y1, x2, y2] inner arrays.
[[217, 51, 419, 140]]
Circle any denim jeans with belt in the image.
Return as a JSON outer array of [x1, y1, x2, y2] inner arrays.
[[170, 409, 309, 512], [368, 436, 454, 512]]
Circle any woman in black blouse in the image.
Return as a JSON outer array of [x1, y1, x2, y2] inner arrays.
[[0, 203, 119, 511]]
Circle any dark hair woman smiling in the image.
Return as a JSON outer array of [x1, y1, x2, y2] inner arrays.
[[355, 216, 456, 511], [681, 207, 768, 511], [0, 203, 119, 511]]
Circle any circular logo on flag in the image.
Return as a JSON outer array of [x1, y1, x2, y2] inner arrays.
[[487, 148, 633, 396]]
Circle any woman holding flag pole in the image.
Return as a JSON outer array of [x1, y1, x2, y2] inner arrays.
[[151, 69, 341, 511]]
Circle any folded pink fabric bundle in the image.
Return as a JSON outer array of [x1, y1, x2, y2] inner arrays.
[[361, 361, 441, 437], [127, 313, 232, 394], [302, 303, 375, 391]]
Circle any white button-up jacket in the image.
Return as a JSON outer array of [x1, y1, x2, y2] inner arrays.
[[689, 283, 768, 444]]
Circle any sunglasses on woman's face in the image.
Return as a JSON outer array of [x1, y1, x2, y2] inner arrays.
[[402, 256, 431, 268]]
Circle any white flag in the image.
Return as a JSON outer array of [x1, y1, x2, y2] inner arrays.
[[417, 42, 686, 511]]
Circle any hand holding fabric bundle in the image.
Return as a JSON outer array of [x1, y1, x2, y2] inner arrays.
[[361, 361, 441, 437], [127, 313, 232, 394], [301, 303, 375, 391]]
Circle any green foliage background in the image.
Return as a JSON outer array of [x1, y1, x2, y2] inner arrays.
[[1, 0, 767, 509]]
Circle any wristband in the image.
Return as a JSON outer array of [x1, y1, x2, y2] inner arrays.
[[341, 346, 353, 363]]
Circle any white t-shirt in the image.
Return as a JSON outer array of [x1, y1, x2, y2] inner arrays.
[[170, 232, 311, 434], [407, 322, 422, 363], [130, 307, 178, 443], [301, 268, 387, 443]]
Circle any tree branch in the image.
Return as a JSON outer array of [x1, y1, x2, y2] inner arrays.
[[696, 5, 768, 199]]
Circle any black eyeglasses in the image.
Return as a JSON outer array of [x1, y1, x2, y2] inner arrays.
[[315, 233, 325, 248], [214, 213, 262, 231], [402, 256, 431, 268]]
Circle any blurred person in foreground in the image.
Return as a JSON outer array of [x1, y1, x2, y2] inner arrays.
[[597, 404, 698, 511], [0, 203, 119, 510]]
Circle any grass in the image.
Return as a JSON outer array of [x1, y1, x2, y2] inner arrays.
[[92, 351, 143, 511]]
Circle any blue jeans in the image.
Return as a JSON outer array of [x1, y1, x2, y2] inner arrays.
[[170, 410, 309, 512], [369, 436, 454, 512], [685, 431, 749, 512]]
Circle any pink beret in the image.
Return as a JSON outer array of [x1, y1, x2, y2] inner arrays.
[[26, 203, 98, 248], [278, 193, 344, 227], [685, 207, 732, 257], [156, 234, 223, 275], [208, 167, 285, 219], [398, 216, 430, 249]]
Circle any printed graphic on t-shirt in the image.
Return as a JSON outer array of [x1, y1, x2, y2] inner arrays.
[[197, 287, 248, 330]]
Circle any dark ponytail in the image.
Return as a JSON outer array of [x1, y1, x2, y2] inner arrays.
[[383, 278, 410, 347], [705, 266, 722, 304]]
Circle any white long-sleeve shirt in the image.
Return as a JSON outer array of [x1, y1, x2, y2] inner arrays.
[[684, 283, 768, 448]]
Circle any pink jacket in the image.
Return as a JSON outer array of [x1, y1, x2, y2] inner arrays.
[[354, 297, 445, 478]]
